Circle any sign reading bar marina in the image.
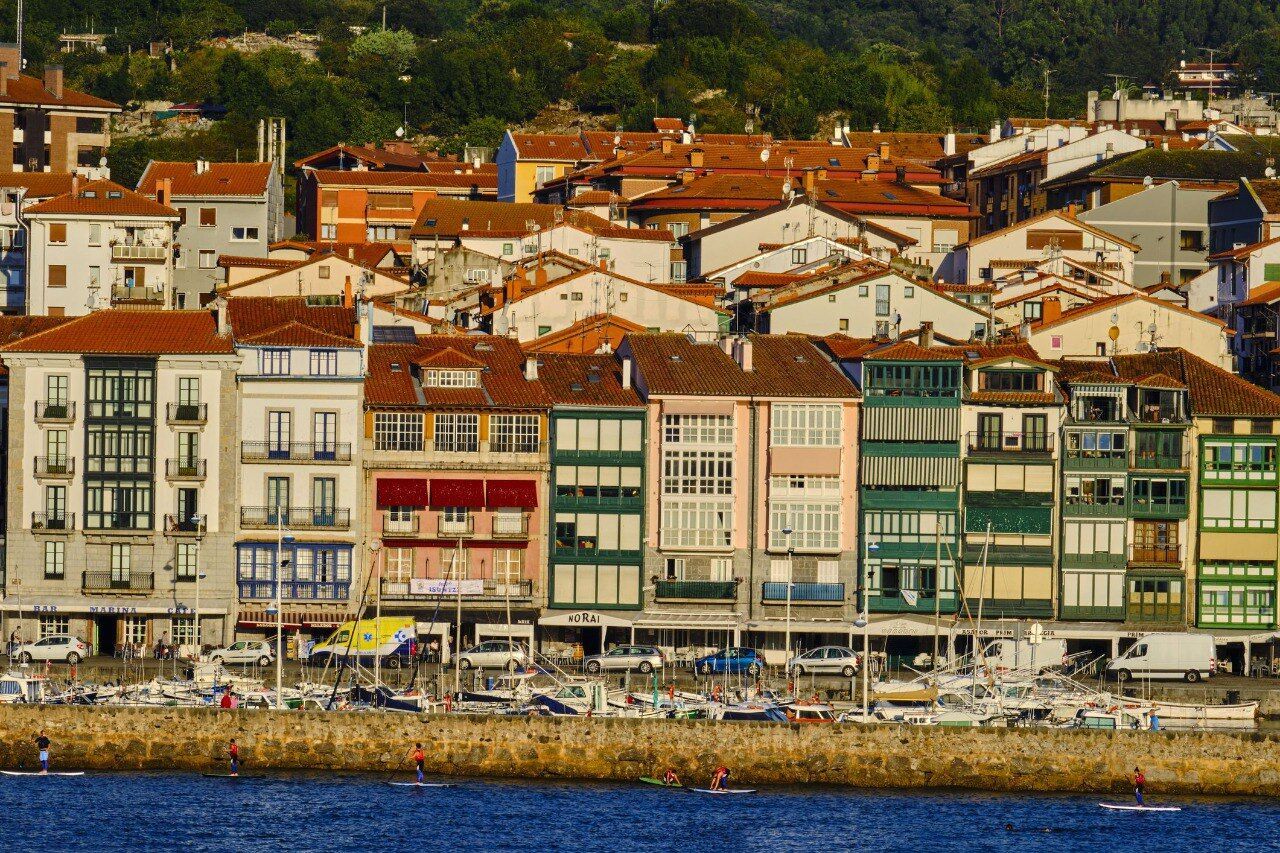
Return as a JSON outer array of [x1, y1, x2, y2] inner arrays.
[[410, 579, 485, 596]]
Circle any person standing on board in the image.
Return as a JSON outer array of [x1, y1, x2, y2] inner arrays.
[[710, 765, 730, 791], [34, 730, 50, 774], [1132, 767, 1145, 805], [411, 743, 426, 783], [228, 739, 240, 776]]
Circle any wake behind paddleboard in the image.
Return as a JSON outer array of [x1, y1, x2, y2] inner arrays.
[[388, 781, 454, 787], [202, 773, 258, 779], [1099, 803, 1181, 812], [691, 787, 756, 794], [639, 777, 684, 788], [1, 770, 84, 776]]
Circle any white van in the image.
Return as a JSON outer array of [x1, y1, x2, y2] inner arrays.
[[981, 638, 1067, 673], [1106, 633, 1215, 683]]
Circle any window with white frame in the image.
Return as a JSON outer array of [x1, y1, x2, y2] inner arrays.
[[170, 617, 195, 648], [384, 548, 414, 594], [535, 165, 556, 186], [320, 224, 337, 240], [425, 369, 479, 388], [373, 413, 424, 451], [110, 543, 131, 583], [660, 499, 733, 548], [309, 350, 338, 376], [433, 413, 479, 452], [490, 414, 540, 453], [198, 250, 216, 269], [123, 617, 147, 647], [1202, 489, 1278, 530], [176, 542, 198, 581], [662, 414, 733, 445], [260, 349, 290, 375], [710, 557, 733, 581], [40, 616, 69, 638], [663, 557, 685, 579], [662, 449, 734, 494], [231, 226, 260, 241], [768, 475, 841, 550], [44, 541, 64, 579], [493, 549, 523, 585], [771, 403, 841, 446]]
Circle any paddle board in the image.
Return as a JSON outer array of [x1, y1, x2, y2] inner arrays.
[[691, 787, 756, 795], [202, 773, 258, 779], [388, 781, 454, 787], [638, 777, 684, 788], [1, 770, 84, 777], [1099, 803, 1181, 812]]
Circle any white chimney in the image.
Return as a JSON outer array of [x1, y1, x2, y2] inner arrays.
[[989, 121, 1001, 143], [734, 338, 754, 372], [621, 357, 632, 390], [524, 356, 538, 381], [943, 130, 956, 157], [195, 159, 209, 174]]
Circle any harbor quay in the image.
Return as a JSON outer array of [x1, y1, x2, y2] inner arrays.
[[5, 705, 1280, 796]]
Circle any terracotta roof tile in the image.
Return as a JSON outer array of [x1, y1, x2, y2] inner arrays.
[[309, 169, 496, 190], [366, 335, 552, 409], [509, 133, 590, 162], [0, 173, 75, 198], [867, 341, 965, 362], [410, 199, 671, 241], [138, 161, 274, 197], [239, 320, 360, 349], [536, 352, 643, 406], [1111, 350, 1280, 416], [0, 72, 119, 110], [0, 310, 233, 354], [967, 391, 1058, 404], [624, 333, 857, 398], [25, 179, 179, 218], [225, 297, 357, 341]]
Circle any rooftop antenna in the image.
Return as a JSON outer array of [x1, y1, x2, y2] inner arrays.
[[1104, 74, 1130, 99], [15, 0, 22, 67], [1040, 62, 1056, 120], [1198, 47, 1220, 101]]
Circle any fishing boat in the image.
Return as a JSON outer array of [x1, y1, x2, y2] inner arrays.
[[785, 703, 837, 723], [0, 672, 50, 704], [1151, 700, 1258, 722]]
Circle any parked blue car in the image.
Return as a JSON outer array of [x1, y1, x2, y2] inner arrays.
[[694, 647, 764, 676]]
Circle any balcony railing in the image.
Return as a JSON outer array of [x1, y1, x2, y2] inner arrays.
[[240, 506, 352, 530], [762, 581, 845, 602], [237, 580, 351, 601], [111, 285, 164, 303], [1130, 545, 1183, 565], [438, 516, 476, 538], [32, 512, 73, 532], [1063, 449, 1128, 470], [492, 513, 531, 538], [1130, 449, 1190, 470], [111, 244, 167, 262], [1132, 406, 1188, 425], [83, 571, 154, 593], [965, 432, 1054, 454], [166, 403, 208, 425], [382, 512, 420, 535], [380, 578, 534, 598], [34, 456, 74, 478], [241, 441, 353, 463], [163, 514, 205, 534], [165, 458, 207, 480], [654, 580, 737, 600], [34, 400, 74, 422]]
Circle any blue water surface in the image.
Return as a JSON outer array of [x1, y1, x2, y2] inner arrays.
[[1, 772, 1277, 852]]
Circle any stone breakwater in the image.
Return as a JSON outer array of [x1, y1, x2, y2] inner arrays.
[[3, 705, 1280, 795]]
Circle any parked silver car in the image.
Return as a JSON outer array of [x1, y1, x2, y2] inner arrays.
[[12, 635, 90, 665], [786, 646, 860, 677], [457, 640, 531, 671], [583, 645, 663, 674]]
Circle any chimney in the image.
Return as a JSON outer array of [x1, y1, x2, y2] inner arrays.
[[598, 257, 607, 271], [661, 137, 674, 155], [688, 148, 704, 168], [195, 159, 209, 175], [71, 174, 79, 196], [920, 321, 934, 348], [1019, 319, 1032, 340], [213, 295, 230, 337], [0, 63, 8, 96], [802, 168, 817, 196], [679, 169, 695, 185], [1042, 296, 1062, 324], [343, 275, 353, 308], [895, 165, 906, 184], [534, 264, 548, 288], [509, 266, 526, 302], [347, 247, 354, 259], [878, 141, 890, 161], [0, 44, 18, 81], [155, 179, 166, 205], [44, 64, 63, 100], [733, 337, 754, 372], [621, 356, 632, 390], [1087, 90, 1099, 121], [1161, 140, 1169, 151], [524, 356, 539, 381], [864, 152, 881, 175], [719, 335, 734, 356], [943, 130, 956, 157], [989, 121, 1001, 143], [1164, 110, 1178, 132]]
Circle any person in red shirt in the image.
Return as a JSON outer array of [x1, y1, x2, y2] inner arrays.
[[219, 689, 232, 710], [1133, 766, 1145, 805], [411, 743, 425, 783], [229, 739, 240, 776], [710, 765, 730, 791]]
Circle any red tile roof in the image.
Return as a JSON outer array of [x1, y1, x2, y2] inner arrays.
[[535, 352, 643, 406], [367, 335, 552, 409], [624, 333, 857, 397], [1111, 351, 1280, 416], [224, 297, 357, 342], [1029, 292, 1227, 333], [0, 72, 119, 111], [509, 133, 590, 162], [24, 179, 179, 218], [293, 142, 433, 171], [410, 198, 672, 241], [269, 240, 399, 267], [239, 320, 361, 349], [138, 161, 274, 197], [0, 173, 75, 198], [309, 169, 497, 190], [0, 310, 233, 354], [1207, 234, 1280, 262]]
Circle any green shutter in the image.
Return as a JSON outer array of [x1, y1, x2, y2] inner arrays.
[[1265, 263, 1280, 281]]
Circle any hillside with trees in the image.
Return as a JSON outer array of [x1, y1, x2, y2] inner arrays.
[[15, 0, 1280, 181]]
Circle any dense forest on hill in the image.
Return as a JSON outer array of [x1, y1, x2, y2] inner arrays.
[[9, 0, 1280, 175]]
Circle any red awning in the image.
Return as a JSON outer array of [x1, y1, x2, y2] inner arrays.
[[376, 477, 430, 508], [429, 478, 485, 508], [486, 479, 538, 509], [237, 609, 353, 629]]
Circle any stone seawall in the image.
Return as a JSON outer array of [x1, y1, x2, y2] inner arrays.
[[2, 706, 1280, 796]]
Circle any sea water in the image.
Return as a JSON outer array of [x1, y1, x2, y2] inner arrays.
[[1, 772, 1277, 851]]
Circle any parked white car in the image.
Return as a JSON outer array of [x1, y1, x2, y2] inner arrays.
[[209, 641, 275, 667], [12, 635, 90, 665], [583, 645, 663, 674], [786, 646, 860, 677], [457, 640, 531, 671]]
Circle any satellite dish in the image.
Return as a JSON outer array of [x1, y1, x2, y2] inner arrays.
[[99, 156, 108, 168], [1108, 325, 1120, 341], [1143, 175, 1153, 186], [760, 148, 771, 164], [395, 126, 405, 139], [782, 179, 792, 196], [1268, 166, 1277, 179]]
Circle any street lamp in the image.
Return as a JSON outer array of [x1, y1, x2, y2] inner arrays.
[[857, 539, 880, 720], [782, 527, 794, 677], [369, 540, 383, 689], [191, 514, 205, 655], [269, 522, 295, 711]]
